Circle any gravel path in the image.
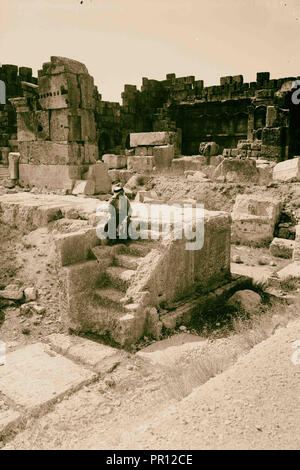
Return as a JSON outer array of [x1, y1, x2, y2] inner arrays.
[[4, 320, 300, 450], [113, 319, 300, 450]]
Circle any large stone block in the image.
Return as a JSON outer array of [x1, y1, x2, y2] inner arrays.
[[79, 109, 96, 142], [213, 158, 259, 183], [50, 109, 72, 141], [108, 169, 133, 185], [232, 194, 282, 245], [19, 163, 83, 190], [269, 237, 295, 259], [50, 109, 96, 143], [72, 179, 95, 195], [0, 343, 95, 411], [17, 110, 50, 142], [273, 157, 300, 182], [59, 260, 105, 331], [84, 143, 98, 164], [17, 112, 37, 141], [130, 131, 175, 148], [127, 155, 155, 172], [38, 72, 81, 110], [55, 228, 99, 266], [36, 110, 50, 140], [261, 127, 285, 158], [171, 156, 209, 173], [22, 141, 84, 165], [41, 56, 89, 75], [78, 74, 95, 109], [83, 162, 111, 194], [102, 154, 127, 169], [153, 145, 174, 169]]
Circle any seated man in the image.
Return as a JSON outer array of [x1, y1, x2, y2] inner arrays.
[[106, 185, 132, 243]]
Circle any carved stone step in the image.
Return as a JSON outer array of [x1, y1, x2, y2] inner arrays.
[[114, 254, 140, 270], [94, 287, 126, 309], [106, 266, 135, 291]]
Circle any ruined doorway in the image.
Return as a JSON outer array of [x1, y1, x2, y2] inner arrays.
[[98, 132, 111, 157]]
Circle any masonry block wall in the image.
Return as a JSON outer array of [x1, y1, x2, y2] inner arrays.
[[11, 57, 101, 189], [121, 71, 300, 158], [0, 64, 37, 163], [8, 57, 300, 191]]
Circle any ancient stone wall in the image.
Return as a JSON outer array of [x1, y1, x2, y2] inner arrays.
[[0, 64, 37, 163], [122, 71, 300, 159], [7, 57, 300, 191]]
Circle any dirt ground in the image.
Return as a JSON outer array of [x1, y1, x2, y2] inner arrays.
[[0, 222, 65, 351], [0, 178, 300, 449]]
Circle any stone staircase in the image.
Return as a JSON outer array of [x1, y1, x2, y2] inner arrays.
[[94, 242, 153, 304], [58, 226, 163, 347], [55, 203, 232, 348]]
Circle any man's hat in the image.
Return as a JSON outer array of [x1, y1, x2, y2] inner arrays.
[[113, 185, 123, 193]]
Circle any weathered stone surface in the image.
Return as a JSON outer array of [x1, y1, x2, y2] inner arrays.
[[50, 109, 75, 142], [0, 343, 95, 411], [38, 72, 81, 110], [55, 228, 99, 266], [0, 409, 21, 437], [8, 152, 20, 179], [153, 145, 174, 169], [78, 74, 95, 109], [199, 141, 219, 156], [108, 169, 133, 185], [273, 157, 300, 182], [19, 164, 83, 190], [135, 190, 159, 202], [24, 287, 37, 301], [269, 238, 295, 259], [130, 132, 175, 148], [19, 141, 85, 166], [102, 154, 127, 169], [84, 143, 98, 164], [171, 156, 210, 173], [185, 170, 209, 182], [214, 158, 259, 184], [72, 179, 95, 196], [59, 260, 106, 331], [0, 284, 23, 300], [127, 155, 155, 172], [293, 225, 300, 262], [134, 146, 148, 156], [43, 56, 89, 75], [232, 194, 282, 245], [45, 334, 123, 374], [83, 162, 111, 194], [275, 262, 300, 280], [228, 290, 261, 314], [17, 111, 37, 142]]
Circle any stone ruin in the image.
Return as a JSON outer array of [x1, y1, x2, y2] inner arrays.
[[0, 64, 37, 167], [1, 56, 300, 346], [0, 56, 300, 192]]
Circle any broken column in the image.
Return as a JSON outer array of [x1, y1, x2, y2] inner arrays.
[[8, 152, 20, 179]]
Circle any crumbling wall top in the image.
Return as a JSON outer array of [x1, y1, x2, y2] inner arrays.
[[38, 56, 89, 77]]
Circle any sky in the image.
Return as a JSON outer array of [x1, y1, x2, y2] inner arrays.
[[0, 0, 300, 102]]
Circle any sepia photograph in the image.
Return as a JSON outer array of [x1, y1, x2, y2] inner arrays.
[[0, 0, 299, 455]]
